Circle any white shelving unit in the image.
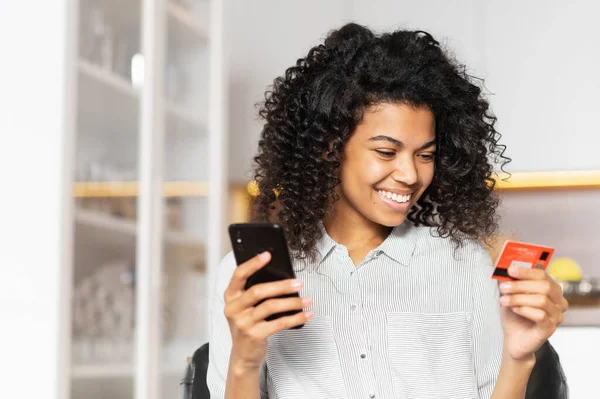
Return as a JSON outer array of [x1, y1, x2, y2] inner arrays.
[[68, 1, 226, 398]]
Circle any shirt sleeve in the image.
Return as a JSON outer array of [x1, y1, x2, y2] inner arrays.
[[206, 251, 236, 398], [471, 244, 504, 399], [206, 251, 269, 399]]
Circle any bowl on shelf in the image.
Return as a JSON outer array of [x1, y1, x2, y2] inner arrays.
[[557, 277, 600, 307]]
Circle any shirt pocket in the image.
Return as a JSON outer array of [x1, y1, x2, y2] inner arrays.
[[386, 312, 477, 399], [266, 315, 348, 399]]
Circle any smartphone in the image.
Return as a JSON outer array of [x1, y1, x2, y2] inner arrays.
[[491, 240, 555, 281], [228, 222, 304, 328]]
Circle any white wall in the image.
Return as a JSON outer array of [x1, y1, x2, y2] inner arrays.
[[482, 0, 600, 172], [0, 1, 74, 399], [356, 0, 600, 172], [224, 0, 353, 181], [351, 0, 486, 74], [226, 0, 600, 181]]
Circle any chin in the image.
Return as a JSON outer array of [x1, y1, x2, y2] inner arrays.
[[369, 212, 408, 228]]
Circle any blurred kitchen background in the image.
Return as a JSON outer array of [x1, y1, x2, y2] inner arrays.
[[0, 0, 598, 398]]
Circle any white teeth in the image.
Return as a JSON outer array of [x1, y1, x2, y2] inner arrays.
[[378, 190, 411, 203]]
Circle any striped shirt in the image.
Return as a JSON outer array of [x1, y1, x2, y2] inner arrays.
[[207, 221, 504, 399]]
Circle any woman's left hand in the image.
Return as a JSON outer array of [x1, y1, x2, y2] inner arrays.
[[498, 265, 569, 361]]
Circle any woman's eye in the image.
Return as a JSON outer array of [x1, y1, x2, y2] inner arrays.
[[375, 150, 395, 158], [418, 153, 436, 161]]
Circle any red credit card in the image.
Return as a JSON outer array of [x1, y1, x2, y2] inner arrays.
[[491, 240, 555, 281]]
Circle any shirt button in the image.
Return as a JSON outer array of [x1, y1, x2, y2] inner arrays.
[[360, 353, 366, 359], [369, 393, 375, 398], [350, 304, 357, 311]]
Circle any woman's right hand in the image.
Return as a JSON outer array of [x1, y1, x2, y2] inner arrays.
[[223, 251, 313, 373]]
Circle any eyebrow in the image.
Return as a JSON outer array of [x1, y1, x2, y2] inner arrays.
[[369, 135, 436, 150]]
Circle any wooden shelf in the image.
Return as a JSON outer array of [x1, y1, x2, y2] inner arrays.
[[495, 170, 600, 190], [78, 59, 206, 135], [74, 181, 209, 198], [244, 171, 600, 197]]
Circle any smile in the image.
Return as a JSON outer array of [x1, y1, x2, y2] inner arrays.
[[377, 190, 411, 204]]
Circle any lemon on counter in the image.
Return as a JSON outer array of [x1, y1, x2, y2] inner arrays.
[[547, 257, 583, 281]]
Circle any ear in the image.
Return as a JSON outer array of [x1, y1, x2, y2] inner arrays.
[[321, 141, 336, 161]]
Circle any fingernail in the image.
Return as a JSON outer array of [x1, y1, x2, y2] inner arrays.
[[291, 279, 303, 288], [500, 296, 510, 306], [508, 266, 518, 275], [305, 311, 314, 319], [500, 282, 512, 292], [302, 297, 312, 305], [259, 251, 270, 261]]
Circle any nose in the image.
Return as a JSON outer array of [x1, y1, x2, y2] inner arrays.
[[391, 156, 418, 186]]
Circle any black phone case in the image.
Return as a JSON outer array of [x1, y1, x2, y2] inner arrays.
[[228, 223, 304, 328]]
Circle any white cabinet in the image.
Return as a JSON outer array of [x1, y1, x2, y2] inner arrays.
[[69, 0, 227, 398]]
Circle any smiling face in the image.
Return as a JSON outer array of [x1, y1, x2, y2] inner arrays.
[[332, 102, 436, 229]]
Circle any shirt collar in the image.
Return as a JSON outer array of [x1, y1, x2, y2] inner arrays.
[[376, 221, 419, 266], [315, 224, 338, 263], [314, 220, 419, 266]]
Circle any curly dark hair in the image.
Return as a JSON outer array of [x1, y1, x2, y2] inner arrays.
[[253, 23, 510, 260]]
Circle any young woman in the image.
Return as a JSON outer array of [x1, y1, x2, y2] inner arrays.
[[207, 23, 568, 399]]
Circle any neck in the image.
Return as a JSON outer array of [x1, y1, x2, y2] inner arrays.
[[322, 206, 391, 254]]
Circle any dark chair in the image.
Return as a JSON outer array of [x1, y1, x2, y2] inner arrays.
[[181, 340, 567, 399], [181, 342, 210, 399], [525, 340, 569, 399]]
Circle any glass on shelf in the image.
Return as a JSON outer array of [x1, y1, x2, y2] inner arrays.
[[71, 259, 176, 365], [72, 259, 135, 365]]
